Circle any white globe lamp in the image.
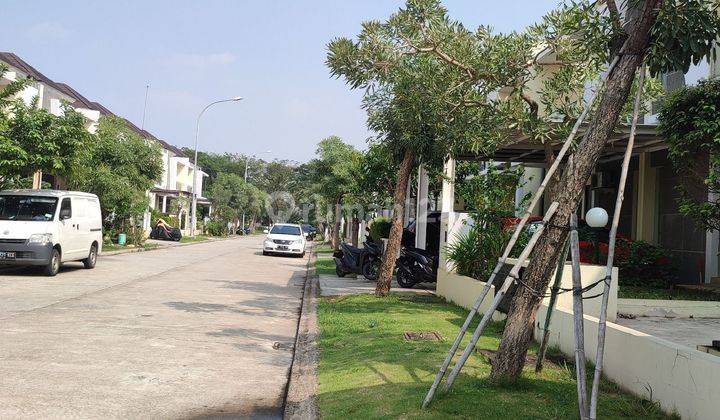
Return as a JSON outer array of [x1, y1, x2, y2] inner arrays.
[[585, 207, 609, 228]]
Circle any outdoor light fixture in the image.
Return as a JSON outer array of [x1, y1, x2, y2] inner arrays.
[[586, 207, 609, 228], [190, 96, 244, 238], [585, 207, 608, 264]]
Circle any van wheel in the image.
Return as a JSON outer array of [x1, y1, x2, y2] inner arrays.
[[83, 244, 98, 269], [44, 248, 61, 276]]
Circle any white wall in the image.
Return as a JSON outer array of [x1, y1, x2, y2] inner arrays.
[[535, 305, 720, 420]]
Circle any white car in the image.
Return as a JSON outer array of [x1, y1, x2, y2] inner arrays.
[[0, 189, 103, 276], [262, 223, 306, 257]]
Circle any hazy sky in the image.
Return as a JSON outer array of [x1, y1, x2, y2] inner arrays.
[[2, 1, 557, 162]]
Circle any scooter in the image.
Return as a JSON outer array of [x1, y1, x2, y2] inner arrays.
[[333, 241, 383, 280], [395, 246, 437, 288]]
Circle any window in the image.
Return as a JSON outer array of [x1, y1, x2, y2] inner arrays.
[[0, 196, 59, 221], [270, 225, 302, 236], [59, 198, 72, 219]]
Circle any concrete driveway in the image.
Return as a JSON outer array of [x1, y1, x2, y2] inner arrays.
[[0, 236, 307, 419]]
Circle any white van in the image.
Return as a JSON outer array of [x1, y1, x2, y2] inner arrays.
[[0, 190, 103, 276]]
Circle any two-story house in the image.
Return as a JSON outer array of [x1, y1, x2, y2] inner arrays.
[[0, 52, 210, 236]]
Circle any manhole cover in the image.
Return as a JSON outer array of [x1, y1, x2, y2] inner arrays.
[[403, 331, 443, 341]]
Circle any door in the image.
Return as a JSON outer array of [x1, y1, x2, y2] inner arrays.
[[57, 197, 83, 261]]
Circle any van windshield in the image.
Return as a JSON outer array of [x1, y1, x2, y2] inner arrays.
[[0, 195, 58, 221]]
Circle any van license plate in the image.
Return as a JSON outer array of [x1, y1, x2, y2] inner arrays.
[[0, 251, 16, 260]]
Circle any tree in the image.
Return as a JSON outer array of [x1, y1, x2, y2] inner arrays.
[[328, 1, 532, 295], [207, 172, 265, 229], [492, 0, 720, 381], [305, 136, 362, 250], [659, 78, 720, 231], [0, 66, 90, 187], [66, 115, 163, 238]]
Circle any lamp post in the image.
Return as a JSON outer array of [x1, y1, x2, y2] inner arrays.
[[190, 96, 243, 238], [585, 207, 609, 264]]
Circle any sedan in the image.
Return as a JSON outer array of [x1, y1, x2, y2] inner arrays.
[[262, 223, 306, 257]]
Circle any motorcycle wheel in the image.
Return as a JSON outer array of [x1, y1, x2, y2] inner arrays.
[[362, 259, 381, 281], [335, 265, 346, 277], [396, 268, 416, 288]]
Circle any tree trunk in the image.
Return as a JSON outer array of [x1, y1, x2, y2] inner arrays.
[[490, 0, 661, 382], [543, 141, 561, 202], [332, 197, 342, 251], [351, 216, 360, 247], [375, 150, 415, 297]]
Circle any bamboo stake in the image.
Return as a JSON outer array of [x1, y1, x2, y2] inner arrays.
[[588, 65, 646, 420], [535, 238, 570, 373], [569, 213, 590, 419], [421, 56, 620, 408], [442, 202, 559, 392]]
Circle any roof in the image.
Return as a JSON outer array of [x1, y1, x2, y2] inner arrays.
[[456, 123, 665, 165], [0, 52, 68, 96], [55, 83, 98, 110], [0, 189, 98, 198], [1, 52, 188, 159]]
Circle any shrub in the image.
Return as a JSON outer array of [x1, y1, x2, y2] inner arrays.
[[206, 219, 227, 237], [617, 240, 678, 288], [369, 217, 391, 240]]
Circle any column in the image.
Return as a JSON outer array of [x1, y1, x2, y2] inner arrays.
[[440, 158, 456, 271], [415, 165, 429, 249], [162, 196, 168, 213], [635, 153, 657, 243]]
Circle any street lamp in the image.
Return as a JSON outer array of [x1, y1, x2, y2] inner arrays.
[[585, 207, 609, 264], [190, 96, 243, 238]]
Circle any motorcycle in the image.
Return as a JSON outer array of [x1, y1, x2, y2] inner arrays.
[[333, 241, 383, 280], [395, 246, 438, 288]]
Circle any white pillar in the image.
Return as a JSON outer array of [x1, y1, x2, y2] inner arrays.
[[441, 158, 456, 213], [415, 165, 429, 249], [440, 158, 457, 270], [359, 219, 367, 244], [162, 196, 168, 213]]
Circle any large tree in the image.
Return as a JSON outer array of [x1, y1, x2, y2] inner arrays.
[[66, 115, 163, 237], [327, 2, 529, 295], [0, 65, 90, 188], [305, 136, 362, 250], [207, 172, 266, 229]]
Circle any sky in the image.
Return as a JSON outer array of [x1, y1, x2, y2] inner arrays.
[[2, 0, 558, 162]]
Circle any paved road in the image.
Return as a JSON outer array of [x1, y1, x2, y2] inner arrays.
[[0, 236, 307, 419]]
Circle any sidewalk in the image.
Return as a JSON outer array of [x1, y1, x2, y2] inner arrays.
[[318, 273, 435, 297]]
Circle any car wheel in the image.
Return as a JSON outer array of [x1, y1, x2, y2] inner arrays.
[[44, 248, 61, 277], [83, 244, 98, 269]]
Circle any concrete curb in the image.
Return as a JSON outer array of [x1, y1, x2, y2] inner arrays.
[[99, 236, 240, 257], [283, 247, 320, 419]]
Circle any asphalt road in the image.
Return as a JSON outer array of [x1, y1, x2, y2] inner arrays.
[[0, 236, 307, 419]]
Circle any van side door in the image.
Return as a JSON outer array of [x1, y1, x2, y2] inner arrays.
[[57, 197, 82, 260]]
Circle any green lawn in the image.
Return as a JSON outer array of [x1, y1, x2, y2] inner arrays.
[[315, 243, 335, 254], [317, 256, 337, 275], [102, 242, 161, 252], [179, 235, 210, 243], [317, 294, 674, 419], [619, 286, 720, 301]]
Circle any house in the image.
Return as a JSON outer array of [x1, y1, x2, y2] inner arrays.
[[0, 52, 210, 235]]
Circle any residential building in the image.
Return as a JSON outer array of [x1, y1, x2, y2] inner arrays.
[[0, 52, 210, 235]]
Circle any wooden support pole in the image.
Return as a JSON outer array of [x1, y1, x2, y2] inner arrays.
[[535, 238, 570, 373], [570, 213, 589, 419], [588, 65, 646, 419], [441, 202, 559, 392]]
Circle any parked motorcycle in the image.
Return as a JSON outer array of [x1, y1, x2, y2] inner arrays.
[[333, 241, 383, 280], [395, 246, 437, 288]]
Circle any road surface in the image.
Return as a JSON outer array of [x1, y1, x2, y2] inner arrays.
[[0, 236, 307, 419]]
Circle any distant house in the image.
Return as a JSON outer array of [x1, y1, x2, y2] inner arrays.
[[0, 52, 211, 235]]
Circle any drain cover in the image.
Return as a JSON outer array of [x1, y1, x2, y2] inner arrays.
[[403, 331, 443, 341]]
